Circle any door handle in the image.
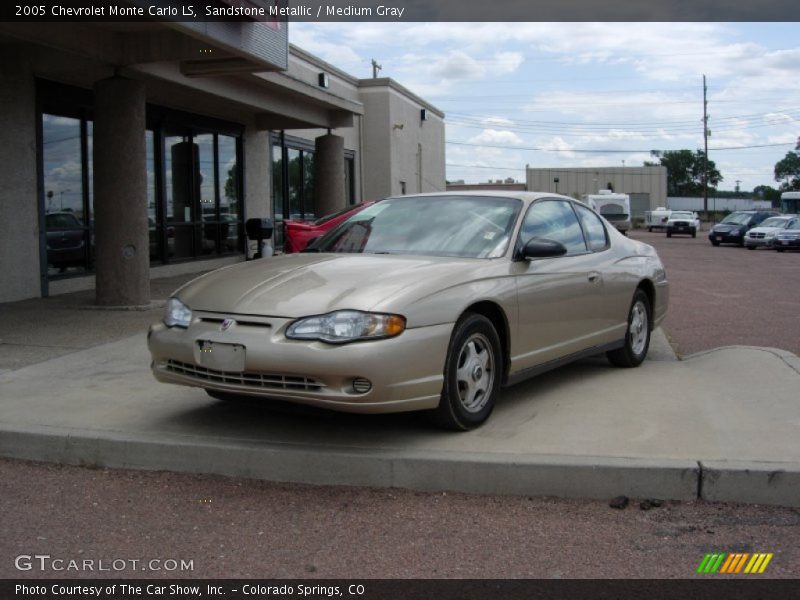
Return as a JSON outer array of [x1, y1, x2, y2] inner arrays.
[[588, 271, 601, 283]]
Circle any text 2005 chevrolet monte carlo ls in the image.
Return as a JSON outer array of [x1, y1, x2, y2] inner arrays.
[[148, 192, 668, 430]]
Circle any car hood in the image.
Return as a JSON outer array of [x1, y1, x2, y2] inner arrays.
[[175, 253, 481, 318], [711, 223, 744, 232], [748, 226, 784, 235]]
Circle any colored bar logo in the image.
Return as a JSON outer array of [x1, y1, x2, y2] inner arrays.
[[697, 553, 773, 574]]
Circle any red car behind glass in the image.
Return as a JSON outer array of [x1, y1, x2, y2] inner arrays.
[[283, 201, 375, 253]]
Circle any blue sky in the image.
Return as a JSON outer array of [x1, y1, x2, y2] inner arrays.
[[291, 22, 800, 192]]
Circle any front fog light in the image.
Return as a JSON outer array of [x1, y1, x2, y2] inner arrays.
[[352, 378, 372, 394], [164, 297, 192, 328]]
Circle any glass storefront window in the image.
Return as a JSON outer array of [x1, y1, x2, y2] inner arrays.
[[303, 151, 315, 220], [40, 83, 244, 285], [42, 113, 89, 276], [218, 135, 240, 253], [287, 148, 302, 220]]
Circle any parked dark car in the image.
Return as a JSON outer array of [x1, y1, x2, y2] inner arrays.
[[45, 212, 86, 271], [708, 210, 780, 247]]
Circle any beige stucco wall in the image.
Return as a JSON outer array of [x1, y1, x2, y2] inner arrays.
[[0, 49, 41, 303]]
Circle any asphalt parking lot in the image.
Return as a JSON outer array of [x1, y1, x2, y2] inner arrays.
[[1, 230, 799, 580]]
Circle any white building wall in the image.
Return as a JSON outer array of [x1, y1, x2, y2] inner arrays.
[[667, 197, 772, 211]]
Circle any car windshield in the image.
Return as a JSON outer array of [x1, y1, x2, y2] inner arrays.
[[313, 203, 363, 226], [758, 217, 790, 228], [46, 213, 81, 229], [671, 212, 694, 219], [721, 212, 752, 225], [312, 195, 521, 258]]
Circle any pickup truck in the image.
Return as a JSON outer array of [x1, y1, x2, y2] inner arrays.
[[665, 211, 700, 238]]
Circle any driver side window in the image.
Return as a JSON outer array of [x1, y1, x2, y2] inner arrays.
[[520, 200, 587, 255]]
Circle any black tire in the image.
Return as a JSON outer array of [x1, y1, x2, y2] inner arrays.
[[648, 227, 652, 232], [711, 240, 720, 247], [429, 313, 502, 431], [666, 230, 672, 238], [776, 248, 785, 253], [747, 246, 755, 250], [607, 289, 651, 368], [691, 229, 697, 238]]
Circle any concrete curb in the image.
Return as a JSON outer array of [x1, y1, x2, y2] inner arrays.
[[700, 460, 800, 507], [0, 423, 700, 502]]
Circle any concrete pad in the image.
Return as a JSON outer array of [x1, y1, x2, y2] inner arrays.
[[0, 330, 798, 505]]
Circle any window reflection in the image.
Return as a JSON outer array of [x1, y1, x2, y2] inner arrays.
[[42, 114, 88, 275]]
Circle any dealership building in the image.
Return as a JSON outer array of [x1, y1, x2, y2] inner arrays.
[[0, 18, 445, 304]]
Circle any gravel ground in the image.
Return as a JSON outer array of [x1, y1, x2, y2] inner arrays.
[[2, 232, 800, 581], [628, 229, 800, 357], [2, 459, 799, 579]]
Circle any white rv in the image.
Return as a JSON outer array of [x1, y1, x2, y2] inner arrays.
[[584, 190, 632, 235]]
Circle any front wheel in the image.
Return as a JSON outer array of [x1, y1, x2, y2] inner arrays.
[[711, 240, 720, 247], [429, 313, 502, 431], [691, 229, 697, 238], [747, 246, 755, 250], [666, 230, 672, 238], [776, 248, 785, 253], [607, 289, 651, 368]]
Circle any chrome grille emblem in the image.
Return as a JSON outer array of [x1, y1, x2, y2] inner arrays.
[[220, 318, 236, 332]]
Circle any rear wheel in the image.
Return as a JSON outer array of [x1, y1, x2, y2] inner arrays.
[[429, 313, 502, 431], [607, 289, 651, 368], [777, 248, 785, 253], [747, 246, 755, 250], [711, 240, 720, 247], [666, 230, 672, 238]]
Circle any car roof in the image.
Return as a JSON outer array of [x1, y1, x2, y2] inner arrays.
[[385, 190, 572, 203]]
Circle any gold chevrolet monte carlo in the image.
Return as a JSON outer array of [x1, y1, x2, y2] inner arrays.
[[148, 192, 668, 430]]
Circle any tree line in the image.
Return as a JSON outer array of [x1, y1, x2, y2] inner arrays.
[[644, 137, 800, 202]]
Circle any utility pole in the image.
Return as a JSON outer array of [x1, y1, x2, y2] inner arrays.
[[371, 59, 382, 79], [702, 75, 709, 219]]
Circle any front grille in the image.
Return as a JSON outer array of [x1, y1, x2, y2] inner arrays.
[[165, 360, 324, 391], [673, 221, 689, 227], [750, 232, 766, 239]]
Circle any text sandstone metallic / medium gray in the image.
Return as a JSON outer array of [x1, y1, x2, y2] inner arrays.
[[148, 192, 669, 429]]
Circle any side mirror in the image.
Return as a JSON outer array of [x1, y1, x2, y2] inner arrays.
[[521, 237, 568, 260]]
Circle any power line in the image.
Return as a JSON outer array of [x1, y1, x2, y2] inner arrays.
[[446, 140, 796, 153]]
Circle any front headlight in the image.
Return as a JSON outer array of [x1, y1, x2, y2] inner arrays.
[[730, 229, 742, 236], [164, 297, 192, 328], [286, 310, 406, 344]]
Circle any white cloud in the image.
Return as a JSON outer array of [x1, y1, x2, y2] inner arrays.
[[468, 129, 523, 146]]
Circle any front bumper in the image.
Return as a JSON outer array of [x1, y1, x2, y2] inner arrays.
[[148, 314, 452, 414], [775, 238, 800, 249], [709, 230, 743, 244], [744, 237, 774, 248]]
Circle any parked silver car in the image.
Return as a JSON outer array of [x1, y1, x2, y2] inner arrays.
[[148, 192, 669, 430], [744, 216, 800, 249]]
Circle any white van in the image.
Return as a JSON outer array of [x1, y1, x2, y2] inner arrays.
[[584, 190, 632, 235]]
